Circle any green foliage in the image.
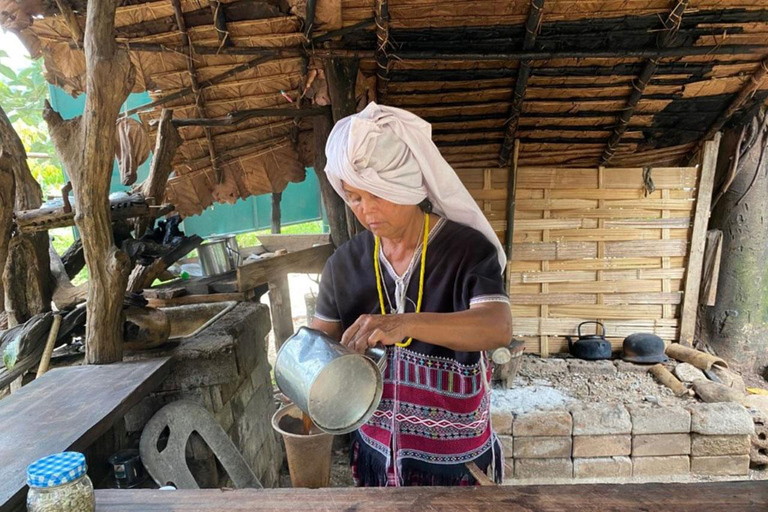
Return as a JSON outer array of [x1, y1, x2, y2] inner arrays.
[[0, 49, 65, 197]]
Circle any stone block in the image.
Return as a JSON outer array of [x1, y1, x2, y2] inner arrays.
[[230, 376, 255, 418], [491, 410, 513, 435], [627, 404, 691, 434], [691, 455, 750, 476], [573, 456, 632, 478], [514, 458, 572, 479], [498, 435, 514, 458], [513, 410, 572, 437], [513, 436, 572, 459], [749, 408, 768, 466], [567, 359, 617, 375], [673, 363, 707, 383], [571, 403, 631, 435], [688, 403, 755, 435], [632, 456, 690, 477], [632, 434, 691, 456], [572, 435, 631, 458], [691, 434, 751, 456]]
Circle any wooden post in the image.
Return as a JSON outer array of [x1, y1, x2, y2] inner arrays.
[[374, 0, 390, 104], [0, 106, 52, 327], [0, 109, 14, 324], [271, 192, 282, 234], [679, 133, 721, 346], [325, 57, 365, 238], [133, 109, 182, 236], [313, 113, 350, 248], [504, 139, 519, 281], [43, 0, 135, 364], [269, 275, 294, 350]]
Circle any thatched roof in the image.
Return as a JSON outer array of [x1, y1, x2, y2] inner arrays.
[[2, 0, 767, 216]]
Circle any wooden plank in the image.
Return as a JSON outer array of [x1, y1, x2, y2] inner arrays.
[[549, 305, 664, 320], [145, 291, 254, 307], [680, 135, 720, 346], [603, 240, 688, 258], [0, 358, 172, 511], [269, 274, 294, 350], [508, 270, 596, 284], [93, 481, 768, 512], [252, 234, 331, 253], [602, 292, 683, 305], [237, 244, 334, 291], [512, 242, 598, 261], [700, 229, 723, 306]]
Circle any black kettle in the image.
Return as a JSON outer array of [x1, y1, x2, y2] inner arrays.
[[567, 321, 612, 360]]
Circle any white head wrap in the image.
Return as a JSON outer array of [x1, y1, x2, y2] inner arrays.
[[324, 102, 506, 273]]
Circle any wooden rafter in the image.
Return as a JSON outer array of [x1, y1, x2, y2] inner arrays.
[[171, 0, 222, 183], [600, 0, 689, 165], [498, 0, 545, 167], [171, 106, 331, 127], [208, 0, 232, 48], [375, 0, 390, 104], [700, 56, 768, 142]]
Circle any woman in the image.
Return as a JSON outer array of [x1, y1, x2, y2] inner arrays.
[[310, 102, 512, 486]]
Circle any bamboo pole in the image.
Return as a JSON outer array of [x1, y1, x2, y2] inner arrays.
[[601, 0, 689, 165], [36, 314, 62, 378], [375, 0, 390, 104], [499, 0, 545, 167]]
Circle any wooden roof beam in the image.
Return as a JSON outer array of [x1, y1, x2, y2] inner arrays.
[[209, 0, 233, 48], [171, 0, 222, 183], [600, 0, 689, 165], [375, 0, 390, 103], [700, 56, 768, 142], [171, 106, 332, 127], [498, 0, 545, 167]]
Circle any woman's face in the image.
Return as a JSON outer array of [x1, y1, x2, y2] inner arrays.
[[342, 182, 420, 239]]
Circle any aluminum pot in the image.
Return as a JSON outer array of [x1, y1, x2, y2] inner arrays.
[[274, 326, 384, 435], [198, 239, 233, 276], [210, 234, 240, 268]]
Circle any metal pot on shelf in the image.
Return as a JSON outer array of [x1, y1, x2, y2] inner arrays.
[[198, 235, 241, 277]]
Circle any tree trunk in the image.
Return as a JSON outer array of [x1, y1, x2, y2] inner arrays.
[[44, 0, 135, 364], [312, 113, 349, 247], [0, 106, 52, 327], [702, 109, 768, 371]]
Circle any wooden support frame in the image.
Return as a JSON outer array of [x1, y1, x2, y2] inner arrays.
[[208, 0, 232, 48], [237, 244, 333, 291], [170, 0, 222, 183], [679, 133, 721, 346], [504, 139, 519, 278], [271, 192, 282, 234], [172, 106, 331, 127], [499, 0, 545, 167], [701, 57, 768, 142], [601, 0, 689, 165]]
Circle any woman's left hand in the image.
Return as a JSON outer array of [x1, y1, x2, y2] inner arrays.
[[341, 314, 409, 353]]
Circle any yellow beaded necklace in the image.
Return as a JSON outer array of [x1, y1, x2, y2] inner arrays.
[[373, 213, 429, 348]]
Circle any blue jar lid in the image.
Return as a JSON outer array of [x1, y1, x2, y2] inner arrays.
[[27, 452, 87, 488]]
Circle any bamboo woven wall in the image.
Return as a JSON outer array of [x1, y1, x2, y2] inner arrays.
[[458, 165, 699, 355]]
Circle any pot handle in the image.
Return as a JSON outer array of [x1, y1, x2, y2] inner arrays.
[[577, 321, 606, 338]]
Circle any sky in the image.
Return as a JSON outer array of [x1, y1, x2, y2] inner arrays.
[[0, 29, 33, 71]]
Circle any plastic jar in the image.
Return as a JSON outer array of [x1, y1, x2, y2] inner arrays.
[[26, 452, 94, 512]]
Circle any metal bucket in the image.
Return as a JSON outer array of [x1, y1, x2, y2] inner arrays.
[[198, 239, 233, 277], [274, 327, 384, 435]]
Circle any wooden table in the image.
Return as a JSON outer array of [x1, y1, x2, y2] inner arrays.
[[95, 481, 768, 511], [0, 358, 171, 512]]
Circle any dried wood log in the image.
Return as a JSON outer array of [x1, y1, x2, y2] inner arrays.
[[0, 106, 52, 327], [14, 195, 150, 233], [133, 109, 182, 236], [313, 113, 349, 247], [649, 364, 689, 397], [62, 238, 84, 279], [127, 235, 202, 293], [36, 314, 62, 378], [43, 0, 136, 365], [665, 344, 728, 371], [50, 246, 88, 310]]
